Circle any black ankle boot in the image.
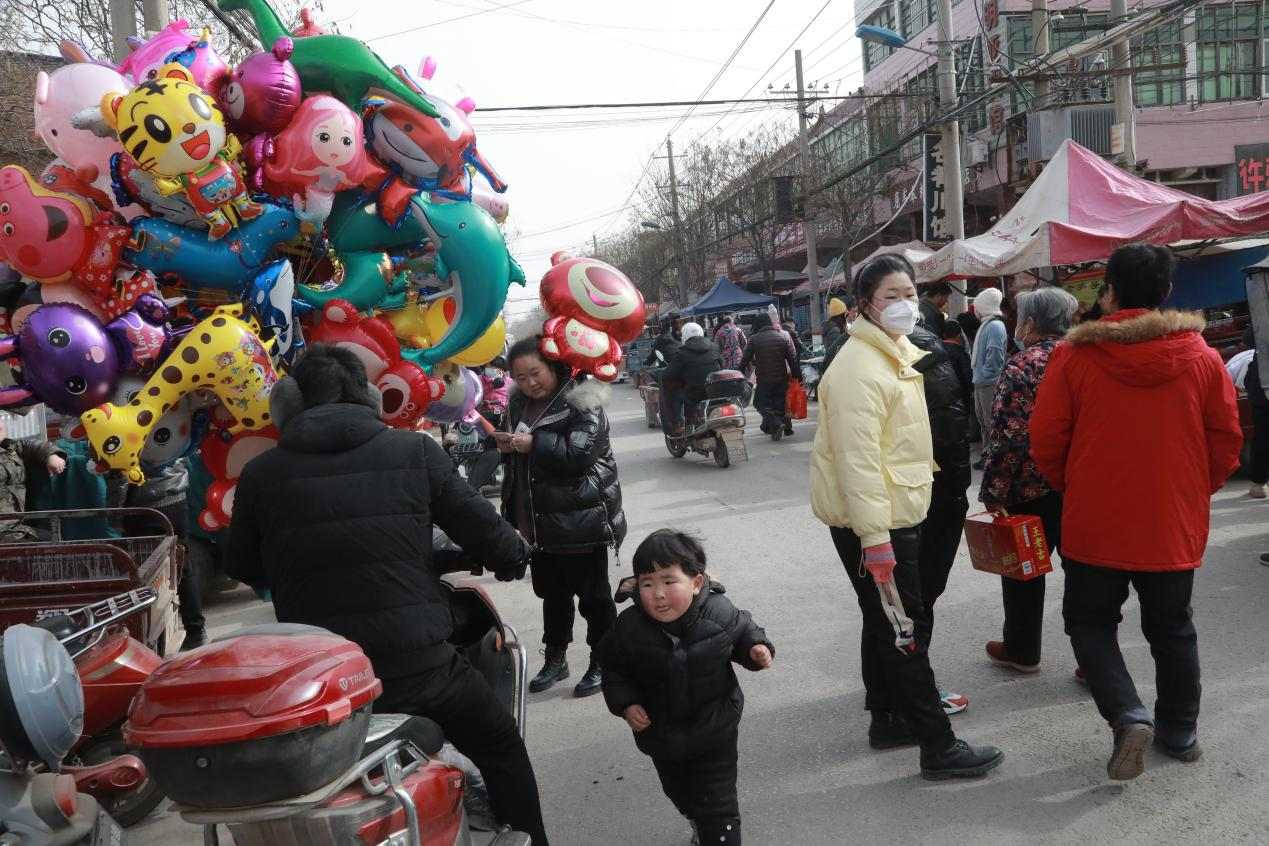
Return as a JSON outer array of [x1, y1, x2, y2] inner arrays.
[[573, 655, 602, 698], [868, 712, 918, 750], [179, 626, 207, 652], [529, 647, 569, 693]]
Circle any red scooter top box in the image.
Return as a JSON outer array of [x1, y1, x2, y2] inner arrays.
[[964, 511, 1053, 581]]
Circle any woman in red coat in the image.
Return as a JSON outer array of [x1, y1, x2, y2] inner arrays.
[[1031, 244, 1241, 782]]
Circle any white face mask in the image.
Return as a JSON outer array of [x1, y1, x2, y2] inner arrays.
[[872, 299, 920, 335]]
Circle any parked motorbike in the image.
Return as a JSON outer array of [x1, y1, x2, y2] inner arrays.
[[0, 592, 161, 844], [121, 578, 531, 845], [445, 419, 504, 497], [658, 369, 751, 468], [28, 590, 165, 827]]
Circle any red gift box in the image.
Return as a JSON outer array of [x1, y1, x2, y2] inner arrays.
[[964, 511, 1053, 581]]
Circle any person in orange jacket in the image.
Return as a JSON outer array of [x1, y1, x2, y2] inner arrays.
[[1031, 243, 1242, 781]]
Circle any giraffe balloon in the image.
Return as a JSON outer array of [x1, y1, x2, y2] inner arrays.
[[81, 304, 278, 483]]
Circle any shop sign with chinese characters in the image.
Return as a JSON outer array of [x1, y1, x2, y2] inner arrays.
[[1236, 143, 1269, 196], [923, 133, 949, 242]]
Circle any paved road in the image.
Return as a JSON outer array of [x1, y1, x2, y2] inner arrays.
[[131, 385, 1269, 845]]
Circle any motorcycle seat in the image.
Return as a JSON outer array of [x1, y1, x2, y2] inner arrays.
[[30, 614, 78, 641], [363, 714, 445, 757]]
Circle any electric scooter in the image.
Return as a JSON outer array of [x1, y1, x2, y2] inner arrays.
[[0, 592, 161, 844], [25, 590, 165, 827], [120, 557, 531, 845], [658, 369, 751, 468]]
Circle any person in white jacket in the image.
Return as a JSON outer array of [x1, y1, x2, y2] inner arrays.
[[810, 253, 1005, 781]]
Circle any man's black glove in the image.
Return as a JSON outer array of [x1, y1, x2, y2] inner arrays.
[[494, 561, 528, 582], [494, 540, 532, 582]]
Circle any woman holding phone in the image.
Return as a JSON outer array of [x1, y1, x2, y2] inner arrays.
[[497, 336, 627, 699]]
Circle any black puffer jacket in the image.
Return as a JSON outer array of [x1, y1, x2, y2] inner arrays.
[[645, 333, 682, 366], [907, 326, 972, 480], [502, 379, 627, 552], [663, 336, 722, 406], [227, 403, 528, 681], [739, 325, 798, 385], [599, 585, 773, 761]]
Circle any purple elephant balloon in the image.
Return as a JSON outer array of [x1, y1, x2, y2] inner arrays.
[[0, 303, 122, 414]]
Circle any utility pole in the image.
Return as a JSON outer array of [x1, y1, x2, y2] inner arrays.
[[592, 233, 599, 255], [1110, 0, 1137, 168], [1032, 0, 1051, 106], [794, 49, 825, 350], [109, 0, 138, 63], [666, 137, 690, 309], [936, 0, 967, 316]]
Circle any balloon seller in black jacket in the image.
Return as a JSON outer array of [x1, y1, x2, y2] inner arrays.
[[600, 530, 774, 846], [228, 344, 550, 846], [500, 336, 627, 699]]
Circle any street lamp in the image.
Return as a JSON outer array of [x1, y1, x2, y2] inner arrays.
[[640, 221, 664, 230], [855, 25, 938, 57]]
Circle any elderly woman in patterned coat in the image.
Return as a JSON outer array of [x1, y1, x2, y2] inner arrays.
[[979, 286, 1079, 674]]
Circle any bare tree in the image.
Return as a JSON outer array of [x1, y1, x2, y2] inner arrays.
[[0, 0, 323, 67]]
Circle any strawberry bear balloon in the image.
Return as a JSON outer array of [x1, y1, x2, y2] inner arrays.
[[538, 255, 645, 382]]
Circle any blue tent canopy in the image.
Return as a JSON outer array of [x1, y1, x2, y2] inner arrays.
[[681, 277, 777, 317]]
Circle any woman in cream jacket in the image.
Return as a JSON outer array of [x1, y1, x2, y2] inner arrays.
[[811, 254, 1004, 781]]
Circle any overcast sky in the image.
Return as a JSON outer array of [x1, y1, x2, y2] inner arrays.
[[323, 0, 862, 317]]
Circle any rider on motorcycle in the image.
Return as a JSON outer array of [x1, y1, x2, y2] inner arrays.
[[662, 322, 722, 433], [227, 344, 551, 846]]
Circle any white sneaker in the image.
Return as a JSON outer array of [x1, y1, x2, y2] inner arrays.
[[939, 689, 969, 715], [1251, 484, 1268, 499]]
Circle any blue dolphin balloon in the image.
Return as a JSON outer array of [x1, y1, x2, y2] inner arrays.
[[299, 194, 524, 365], [125, 203, 301, 293], [400, 196, 525, 367]]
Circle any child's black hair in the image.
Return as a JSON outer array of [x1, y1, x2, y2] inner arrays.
[[632, 529, 707, 578]]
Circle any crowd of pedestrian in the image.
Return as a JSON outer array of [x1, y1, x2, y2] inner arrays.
[[29, 238, 1231, 845], [810, 243, 1241, 790]]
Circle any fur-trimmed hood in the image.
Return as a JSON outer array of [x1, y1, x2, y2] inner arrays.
[[1066, 308, 1206, 346], [1063, 308, 1213, 388], [564, 377, 612, 412]]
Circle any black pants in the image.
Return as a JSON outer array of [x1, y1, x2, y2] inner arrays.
[[831, 526, 954, 751], [753, 380, 788, 433], [1250, 403, 1269, 485], [122, 504, 203, 631], [916, 467, 970, 643], [377, 645, 550, 846], [1062, 559, 1200, 747], [998, 493, 1062, 666], [652, 733, 741, 846], [530, 546, 616, 651]]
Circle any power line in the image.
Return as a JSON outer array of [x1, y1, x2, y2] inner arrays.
[[364, 0, 535, 42], [665, 0, 778, 140], [685, 0, 837, 151]]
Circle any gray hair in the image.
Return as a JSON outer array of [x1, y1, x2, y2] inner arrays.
[[1017, 286, 1079, 337]]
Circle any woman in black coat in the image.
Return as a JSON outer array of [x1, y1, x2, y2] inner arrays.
[[499, 336, 627, 698]]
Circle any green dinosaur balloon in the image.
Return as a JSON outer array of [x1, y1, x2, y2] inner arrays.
[[219, 0, 439, 119]]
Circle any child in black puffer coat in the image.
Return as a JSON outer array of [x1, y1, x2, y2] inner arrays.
[[599, 530, 774, 846]]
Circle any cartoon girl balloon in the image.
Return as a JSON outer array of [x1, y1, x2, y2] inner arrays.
[[263, 95, 380, 228], [538, 255, 645, 382]]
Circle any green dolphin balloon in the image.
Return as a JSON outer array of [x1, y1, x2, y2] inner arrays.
[[218, 0, 440, 119]]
